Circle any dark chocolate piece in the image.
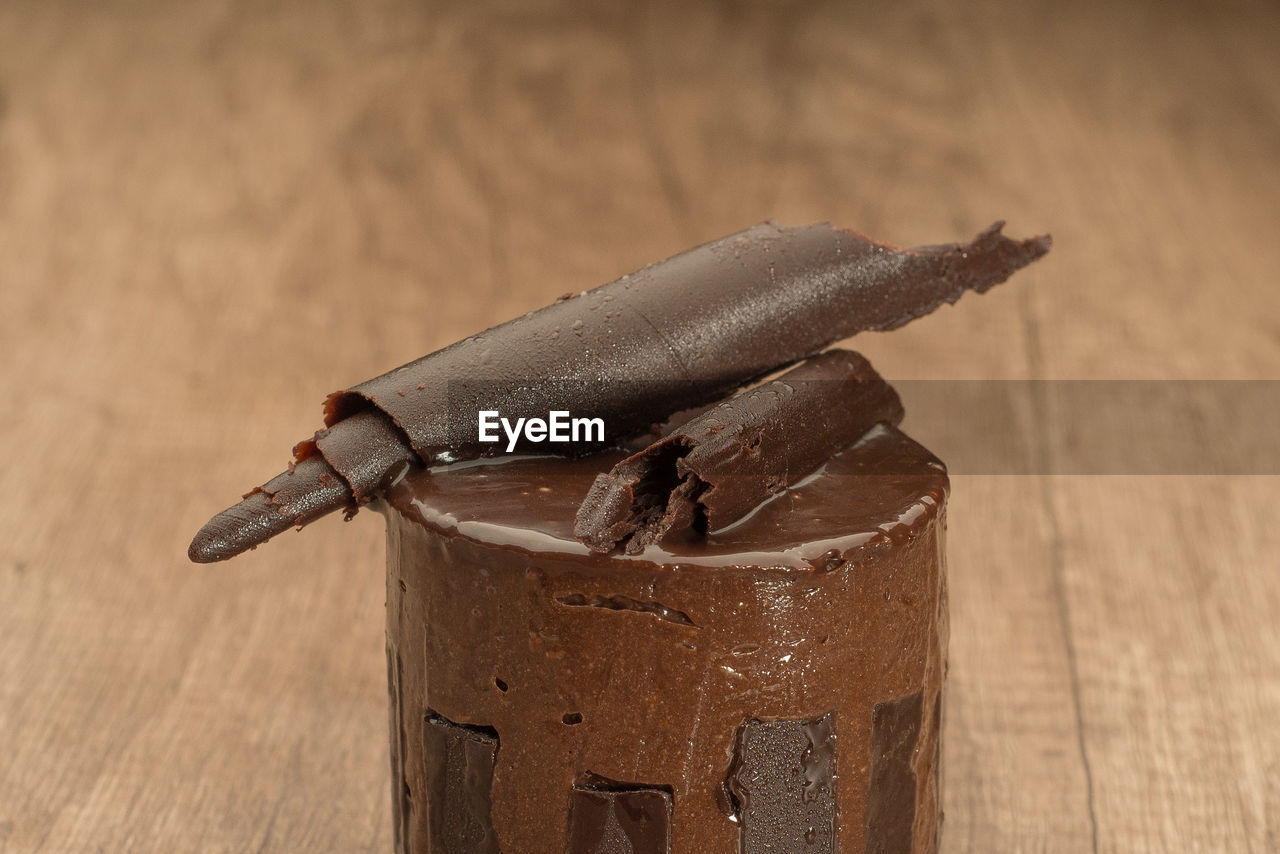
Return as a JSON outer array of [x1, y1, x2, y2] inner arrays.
[[309, 408, 420, 503], [864, 691, 924, 854], [191, 453, 351, 562], [727, 715, 837, 853], [423, 714, 501, 854], [575, 350, 903, 554], [190, 411, 418, 563], [191, 220, 1047, 562], [567, 778, 673, 854], [387, 646, 409, 851]]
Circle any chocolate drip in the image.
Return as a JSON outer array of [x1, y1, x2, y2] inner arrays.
[[567, 778, 673, 854], [864, 692, 924, 854], [191, 221, 1047, 562], [422, 715, 501, 854], [727, 716, 837, 853], [575, 350, 903, 554]]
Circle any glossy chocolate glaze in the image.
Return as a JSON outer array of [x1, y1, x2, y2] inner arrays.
[[380, 424, 948, 853]]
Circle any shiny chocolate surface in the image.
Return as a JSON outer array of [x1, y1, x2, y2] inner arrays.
[[381, 424, 948, 853], [386, 424, 946, 569]]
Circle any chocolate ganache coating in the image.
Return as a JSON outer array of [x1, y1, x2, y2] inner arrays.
[[379, 423, 949, 854]]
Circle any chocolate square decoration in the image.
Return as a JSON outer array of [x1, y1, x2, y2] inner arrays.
[[567, 779, 673, 854], [423, 714, 500, 854], [728, 715, 837, 853]]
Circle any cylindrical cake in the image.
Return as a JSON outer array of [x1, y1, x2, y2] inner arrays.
[[377, 423, 949, 854]]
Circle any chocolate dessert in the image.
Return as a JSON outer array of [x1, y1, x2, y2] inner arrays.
[[381, 425, 948, 853], [189, 219, 1050, 853]]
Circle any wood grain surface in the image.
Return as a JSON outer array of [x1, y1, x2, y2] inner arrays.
[[2, 1, 1278, 851]]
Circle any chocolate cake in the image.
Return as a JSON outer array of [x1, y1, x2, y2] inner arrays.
[[188, 218, 1050, 854], [379, 423, 948, 853]]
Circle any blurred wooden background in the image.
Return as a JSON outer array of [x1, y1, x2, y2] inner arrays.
[[2, 0, 1278, 851]]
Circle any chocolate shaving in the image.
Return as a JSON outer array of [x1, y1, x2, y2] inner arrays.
[[323, 221, 1047, 458], [190, 220, 1048, 562], [574, 350, 903, 554]]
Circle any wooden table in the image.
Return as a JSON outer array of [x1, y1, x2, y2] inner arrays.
[[3, 1, 1277, 851]]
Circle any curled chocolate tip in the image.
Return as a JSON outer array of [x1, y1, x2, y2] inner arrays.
[[189, 492, 292, 563], [188, 454, 355, 563]]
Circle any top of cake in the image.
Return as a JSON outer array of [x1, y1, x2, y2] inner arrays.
[[382, 422, 948, 570]]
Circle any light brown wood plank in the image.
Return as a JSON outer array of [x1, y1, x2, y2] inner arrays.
[[981, 1, 1280, 851]]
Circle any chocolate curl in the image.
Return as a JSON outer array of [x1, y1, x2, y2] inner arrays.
[[574, 350, 904, 555], [191, 221, 1048, 563], [322, 221, 1047, 456], [189, 410, 417, 563]]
